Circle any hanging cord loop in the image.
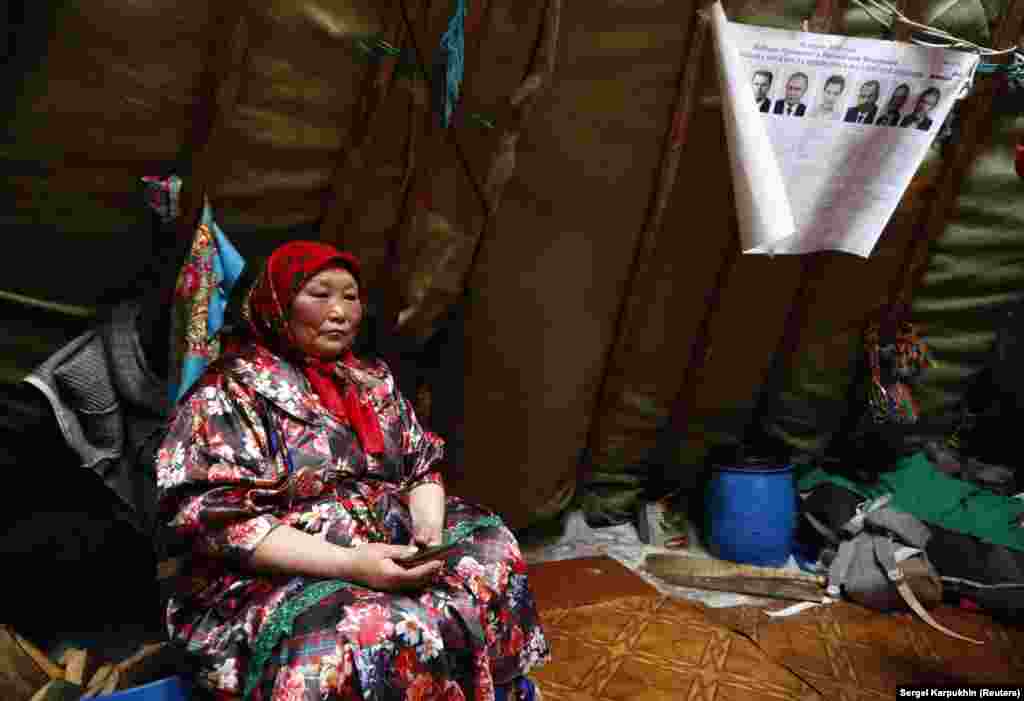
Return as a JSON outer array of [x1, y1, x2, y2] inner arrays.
[[849, 0, 1024, 90]]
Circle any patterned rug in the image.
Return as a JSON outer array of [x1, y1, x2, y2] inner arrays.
[[527, 556, 660, 611], [527, 557, 1024, 700], [532, 595, 822, 701], [520, 510, 800, 608], [702, 601, 1024, 700], [528, 557, 822, 700]]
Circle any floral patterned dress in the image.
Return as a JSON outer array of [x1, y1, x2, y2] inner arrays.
[[156, 342, 550, 700]]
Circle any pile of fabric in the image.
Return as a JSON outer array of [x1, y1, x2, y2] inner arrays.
[[795, 314, 1024, 625]]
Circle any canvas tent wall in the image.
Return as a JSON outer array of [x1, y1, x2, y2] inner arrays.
[[2, 0, 1022, 530]]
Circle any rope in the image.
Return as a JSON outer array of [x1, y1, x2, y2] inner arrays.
[[352, 32, 496, 129], [434, 0, 467, 129], [849, 0, 1024, 87]]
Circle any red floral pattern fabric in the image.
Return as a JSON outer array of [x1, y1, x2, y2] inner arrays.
[[243, 241, 382, 454], [156, 343, 549, 699]]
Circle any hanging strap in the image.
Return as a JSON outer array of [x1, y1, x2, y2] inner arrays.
[[826, 538, 858, 598], [842, 494, 893, 536], [824, 495, 895, 596], [873, 537, 983, 645], [828, 534, 984, 644], [803, 511, 841, 546]]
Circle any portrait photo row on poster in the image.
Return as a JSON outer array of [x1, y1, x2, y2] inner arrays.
[[711, 1, 977, 257], [750, 67, 944, 130]]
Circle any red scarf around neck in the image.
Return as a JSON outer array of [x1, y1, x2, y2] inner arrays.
[[246, 241, 385, 454]]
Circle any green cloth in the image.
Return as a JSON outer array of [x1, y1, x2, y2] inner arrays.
[[243, 514, 505, 699], [244, 580, 351, 700], [797, 451, 1024, 552]]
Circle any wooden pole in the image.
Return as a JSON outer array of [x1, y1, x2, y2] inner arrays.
[[890, 0, 1024, 306], [823, 0, 1022, 456], [664, 0, 848, 472], [377, 0, 474, 337], [175, 4, 252, 247], [727, 0, 851, 459], [11, 632, 64, 682], [579, 5, 710, 486], [137, 3, 251, 378], [880, 0, 929, 310], [651, 573, 825, 602], [382, 0, 562, 331], [319, 0, 407, 248], [456, 0, 564, 291]]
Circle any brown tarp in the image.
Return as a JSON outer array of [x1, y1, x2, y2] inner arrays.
[[3, 0, 1022, 528]]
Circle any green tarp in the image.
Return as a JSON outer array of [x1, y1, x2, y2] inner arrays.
[[798, 451, 1024, 552]]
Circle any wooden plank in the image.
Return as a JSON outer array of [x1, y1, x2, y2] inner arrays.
[[0, 627, 56, 701], [115, 643, 166, 675], [100, 669, 119, 696], [29, 681, 58, 701], [10, 633, 63, 682], [82, 665, 114, 699], [61, 651, 85, 687], [651, 573, 826, 602], [646, 553, 827, 585]]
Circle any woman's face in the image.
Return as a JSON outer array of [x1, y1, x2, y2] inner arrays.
[[288, 266, 362, 359]]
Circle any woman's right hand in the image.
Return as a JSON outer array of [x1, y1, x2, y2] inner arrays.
[[248, 526, 443, 588], [344, 543, 443, 591]]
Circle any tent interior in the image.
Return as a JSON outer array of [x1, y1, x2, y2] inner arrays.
[[2, 0, 1024, 698]]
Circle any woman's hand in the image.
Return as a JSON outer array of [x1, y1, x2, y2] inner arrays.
[[248, 525, 440, 590], [408, 483, 445, 547], [345, 543, 443, 591]]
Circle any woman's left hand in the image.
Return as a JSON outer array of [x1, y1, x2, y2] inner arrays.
[[408, 482, 446, 547]]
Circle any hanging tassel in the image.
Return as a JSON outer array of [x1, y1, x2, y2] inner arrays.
[[433, 0, 467, 128], [864, 320, 933, 425]]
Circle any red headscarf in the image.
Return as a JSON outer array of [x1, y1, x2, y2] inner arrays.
[[246, 241, 385, 454]]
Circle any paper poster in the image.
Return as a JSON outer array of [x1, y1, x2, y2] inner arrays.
[[710, 2, 979, 257]]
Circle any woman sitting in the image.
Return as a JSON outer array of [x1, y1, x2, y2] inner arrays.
[[156, 241, 550, 700]]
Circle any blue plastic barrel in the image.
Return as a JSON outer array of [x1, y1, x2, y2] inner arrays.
[[100, 676, 191, 701], [704, 461, 797, 567]]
